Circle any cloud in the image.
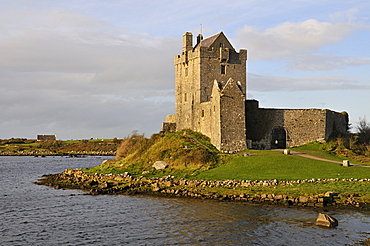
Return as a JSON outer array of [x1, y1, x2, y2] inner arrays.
[[248, 73, 370, 92], [0, 8, 177, 139], [234, 9, 370, 72], [235, 19, 357, 61], [287, 55, 370, 71]]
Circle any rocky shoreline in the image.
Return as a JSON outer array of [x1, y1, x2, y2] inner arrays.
[[35, 168, 370, 210]]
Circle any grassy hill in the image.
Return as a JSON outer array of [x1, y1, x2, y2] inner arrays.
[[85, 130, 220, 177]]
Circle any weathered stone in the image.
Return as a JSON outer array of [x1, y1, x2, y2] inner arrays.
[[324, 191, 339, 198], [299, 196, 309, 203], [283, 149, 290, 155], [316, 213, 338, 228], [343, 160, 350, 167], [152, 161, 169, 170]]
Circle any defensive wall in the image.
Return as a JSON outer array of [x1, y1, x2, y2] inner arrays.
[[246, 100, 348, 149]]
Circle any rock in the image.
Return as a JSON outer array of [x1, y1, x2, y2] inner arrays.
[[152, 161, 169, 170], [316, 213, 338, 228], [343, 160, 350, 167], [142, 171, 150, 174], [324, 191, 338, 197], [364, 238, 370, 246], [283, 149, 290, 155], [299, 196, 308, 203]]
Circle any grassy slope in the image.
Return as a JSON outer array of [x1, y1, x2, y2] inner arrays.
[[85, 131, 220, 178]]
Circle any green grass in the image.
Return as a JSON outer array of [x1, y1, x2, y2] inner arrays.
[[195, 150, 370, 180], [290, 141, 370, 165], [290, 142, 344, 161]]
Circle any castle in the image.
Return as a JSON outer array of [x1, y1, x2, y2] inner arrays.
[[163, 32, 348, 152]]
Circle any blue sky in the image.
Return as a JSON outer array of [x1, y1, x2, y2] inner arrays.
[[1, 0, 369, 139]]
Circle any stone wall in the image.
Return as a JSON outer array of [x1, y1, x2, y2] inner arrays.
[[219, 79, 247, 152], [246, 100, 348, 149]]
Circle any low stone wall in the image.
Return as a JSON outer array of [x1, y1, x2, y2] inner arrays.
[[35, 169, 369, 209]]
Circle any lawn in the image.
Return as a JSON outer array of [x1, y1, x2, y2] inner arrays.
[[290, 141, 370, 165], [196, 150, 370, 181]]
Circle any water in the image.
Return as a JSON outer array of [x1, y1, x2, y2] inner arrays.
[[1, 156, 370, 245]]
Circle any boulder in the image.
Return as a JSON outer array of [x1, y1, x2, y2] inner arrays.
[[364, 238, 370, 246], [152, 161, 169, 170], [316, 213, 338, 228]]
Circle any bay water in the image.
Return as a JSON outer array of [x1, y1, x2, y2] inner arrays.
[[1, 156, 370, 245]]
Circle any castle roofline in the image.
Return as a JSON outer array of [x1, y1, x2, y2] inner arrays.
[[197, 32, 222, 47], [192, 31, 234, 50]]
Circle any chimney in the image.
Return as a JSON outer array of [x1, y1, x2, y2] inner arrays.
[[182, 32, 193, 52]]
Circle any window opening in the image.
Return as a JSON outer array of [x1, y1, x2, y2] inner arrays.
[[221, 65, 226, 74]]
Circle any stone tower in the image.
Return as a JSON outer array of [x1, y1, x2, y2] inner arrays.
[[168, 32, 248, 152]]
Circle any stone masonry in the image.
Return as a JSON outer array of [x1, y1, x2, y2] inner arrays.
[[163, 31, 348, 152]]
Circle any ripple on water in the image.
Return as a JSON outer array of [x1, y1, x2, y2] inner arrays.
[[1, 156, 370, 245]]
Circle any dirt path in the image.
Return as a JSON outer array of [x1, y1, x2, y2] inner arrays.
[[279, 149, 370, 168]]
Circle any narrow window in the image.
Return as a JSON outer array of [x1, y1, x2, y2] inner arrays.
[[184, 93, 187, 102], [201, 110, 205, 117], [185, 67, 188, 77], [221, 65, 226, 74]]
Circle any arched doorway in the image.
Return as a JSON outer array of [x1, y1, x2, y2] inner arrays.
[[271, 127, 286, 149]]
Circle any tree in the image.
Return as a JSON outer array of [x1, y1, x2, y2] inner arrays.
[[356, 117, 370, 144]]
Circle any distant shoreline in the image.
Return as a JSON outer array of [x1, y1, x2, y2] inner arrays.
[[0, 153, 114, 157]]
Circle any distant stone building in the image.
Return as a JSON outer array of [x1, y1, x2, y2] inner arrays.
[[37, 134, 57, 141], [163, 32, 348, 152]]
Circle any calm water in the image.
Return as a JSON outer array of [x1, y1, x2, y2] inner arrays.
[[1, 156, 370, 245]]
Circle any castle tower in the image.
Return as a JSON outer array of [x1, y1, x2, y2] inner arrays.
[[171, 32, 248, 152]]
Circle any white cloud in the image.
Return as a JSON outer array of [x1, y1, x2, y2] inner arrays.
[[235, 19, 358, 61], [288, 55, 370, 71]]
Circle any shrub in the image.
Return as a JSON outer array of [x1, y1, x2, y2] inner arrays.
[[356, 117, 370, 144], [115, 131, 146, 160]]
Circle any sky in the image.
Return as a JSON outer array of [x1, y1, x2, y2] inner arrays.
[[1, 0, 369, 139]]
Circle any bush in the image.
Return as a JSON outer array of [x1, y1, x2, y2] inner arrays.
[[356, 117, 370, 144], [115, 131, 146, 160]]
